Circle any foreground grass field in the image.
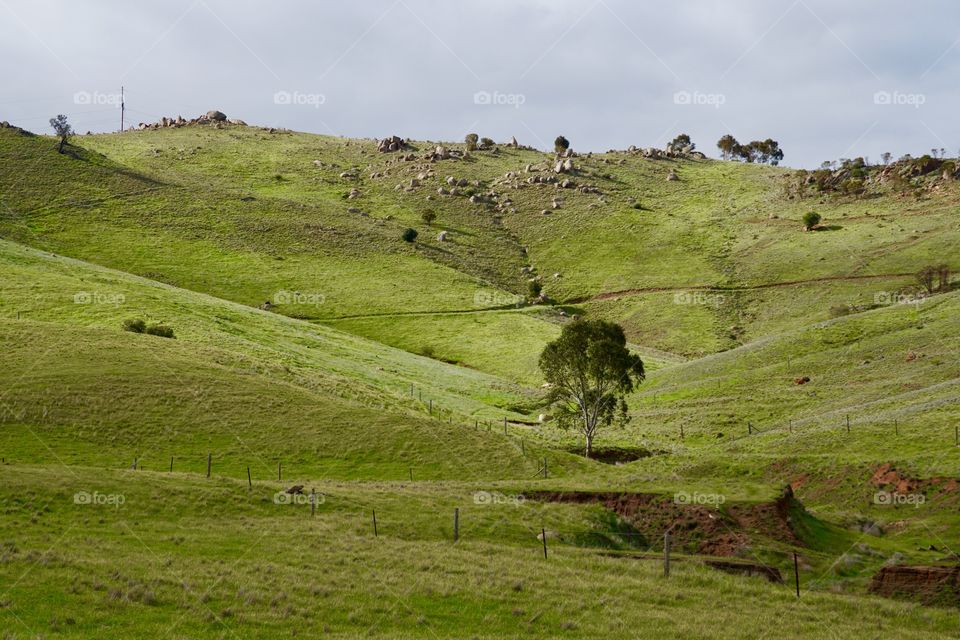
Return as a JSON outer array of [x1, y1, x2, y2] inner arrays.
[[2, 466, 958, 639]]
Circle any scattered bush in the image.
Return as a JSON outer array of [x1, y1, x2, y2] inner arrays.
[[421, 211, 437, 226], [145, 324, 175, 339], [464, 133, 479, 152], [667, 133, 694, 152], [528, 280, 543, 298], [917, 264, 952, 293], [49, 114, 73, 153], [802, 211, 821, 230], [401, 228, 418, 243], [124, 318, 175, 338], [829, 304, 852, 318], [122, 318, 146, 333], [479, 137, 494, 149], [554, 135, 570, 155]]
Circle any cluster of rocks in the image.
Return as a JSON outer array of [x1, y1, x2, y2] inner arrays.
[[425, 145, 473, 162], [621, 144, 706, 160], [377, 136, 519, 162], [875, 156, 960, 185], [0, 121, 29, 136], [377, 135, 407, 153], [135, 110, 246, 131]]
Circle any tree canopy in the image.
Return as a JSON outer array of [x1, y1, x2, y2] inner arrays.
[[539, 320, 644, 458]]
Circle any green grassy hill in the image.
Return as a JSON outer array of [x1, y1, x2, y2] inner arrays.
[[1, 120, 959, 636], [0, 238, 587, 481], [5, 124, 955, 369]]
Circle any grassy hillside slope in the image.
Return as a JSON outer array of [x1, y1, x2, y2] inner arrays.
[[0, 238, 586, 480], [5, 124, 956, 372]]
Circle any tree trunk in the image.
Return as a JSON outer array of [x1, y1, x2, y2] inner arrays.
[[58, 138, 65, 153], [585, 432, 593, 459]]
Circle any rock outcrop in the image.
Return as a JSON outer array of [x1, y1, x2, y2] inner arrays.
[[135, 110, 244, 130]]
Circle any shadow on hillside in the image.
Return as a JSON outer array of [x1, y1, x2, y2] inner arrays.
[[60, 144, 169, 188]]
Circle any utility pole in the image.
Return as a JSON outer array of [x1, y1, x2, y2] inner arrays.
[[120, 86, 125, 132]]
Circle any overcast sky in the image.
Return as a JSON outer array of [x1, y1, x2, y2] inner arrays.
[[2, 0, 959, 167]]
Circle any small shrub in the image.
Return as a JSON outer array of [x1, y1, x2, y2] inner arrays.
[[122, 318, 146, 334], [421, 211, 437, 226], [554, 135, 570, 155], [145, 324, 175, 339], [802, 211, 821, 230], [401, 228, 418, 243], [528, 280, 543, 298], [479, 137, 494, 149], [828, 304, 852, 318], [464, 133, 479, 152]]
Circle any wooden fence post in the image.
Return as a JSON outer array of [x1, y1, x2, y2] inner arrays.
[[846, 414, 850, 434], [247, 466, 252, 490], [793, 552, 801, 598], [310, 488, 316, 516], [453, 508, 459, 542], [278, 461, 282, 482], [206, 453, 211, 478], [541, 528, 548, 559], [169, 457, 173, 472], [373, 509, 378, 537], [663, 532, 671, 577], [503, 417, 507, 435]]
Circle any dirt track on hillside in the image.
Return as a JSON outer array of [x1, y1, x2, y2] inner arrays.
[[572, 272, 916, 304]]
